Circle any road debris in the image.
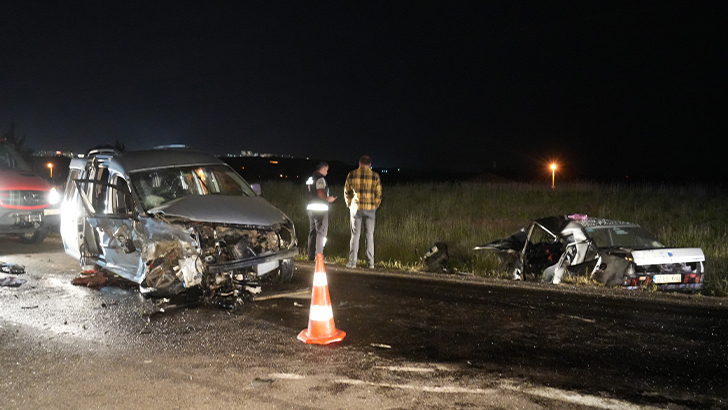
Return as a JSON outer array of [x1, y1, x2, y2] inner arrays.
[[370, 343, 392, 349], [252, 289, 310, 301], [419, 242, 450, 273], [0, 276, 26, 287], [72, 270, 111, 288], [1, 262, 26, 275]]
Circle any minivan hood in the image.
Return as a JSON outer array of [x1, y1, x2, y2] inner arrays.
[[148, 195, 288, 227], [0, 170, 51, 191]]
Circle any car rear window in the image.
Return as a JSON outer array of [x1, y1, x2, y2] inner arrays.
[[587, 226, 664, 249]]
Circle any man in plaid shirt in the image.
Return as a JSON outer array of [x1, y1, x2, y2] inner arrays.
[[344, 155, 382, 269]]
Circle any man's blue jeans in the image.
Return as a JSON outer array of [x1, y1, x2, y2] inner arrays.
[[348, 209, 376, 267]]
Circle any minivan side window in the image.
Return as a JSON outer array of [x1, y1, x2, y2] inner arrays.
[[109, 175, 134, 216], [92, 168, 110, 214]]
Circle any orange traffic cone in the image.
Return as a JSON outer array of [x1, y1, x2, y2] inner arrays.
[[297, 253, 346, 345]]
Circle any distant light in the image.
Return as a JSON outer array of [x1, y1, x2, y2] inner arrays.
[[55, 151, 62, 155], [550, 163, 556, 171], [270, 160, 278, 164], [241, 166, 245, 170]]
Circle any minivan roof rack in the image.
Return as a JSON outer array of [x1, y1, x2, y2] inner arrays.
[[86, 148, 121, 157]]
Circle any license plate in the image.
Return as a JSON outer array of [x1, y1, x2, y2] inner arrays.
[[654, 274, 681, 284], [44, 209, 61, 216]]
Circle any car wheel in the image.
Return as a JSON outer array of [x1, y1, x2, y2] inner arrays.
[[18, 227, 50, 244], [274, 258, 295, 282]]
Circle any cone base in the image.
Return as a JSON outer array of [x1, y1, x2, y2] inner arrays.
[[297, 328, 346, 345]]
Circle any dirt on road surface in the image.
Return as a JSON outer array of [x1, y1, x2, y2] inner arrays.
[[2, 234, 727, 410]]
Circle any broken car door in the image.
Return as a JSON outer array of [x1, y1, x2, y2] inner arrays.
[[60, 168, 83, 260], [76, 170, 143, 280]]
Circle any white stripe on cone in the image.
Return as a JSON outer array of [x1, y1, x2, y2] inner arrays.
[[313, 271, 328, 286], [309, 305, 334, 321]]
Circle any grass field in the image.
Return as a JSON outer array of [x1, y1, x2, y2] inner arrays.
[[261, 181, 728, 297]]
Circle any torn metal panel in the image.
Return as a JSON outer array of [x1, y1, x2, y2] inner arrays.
[[141, 216, 200, 289]]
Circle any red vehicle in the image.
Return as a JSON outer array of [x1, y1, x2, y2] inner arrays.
[[0, 140, 60, 243]]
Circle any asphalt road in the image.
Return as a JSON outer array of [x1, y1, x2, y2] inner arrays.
[[2, 235, 727, 409]]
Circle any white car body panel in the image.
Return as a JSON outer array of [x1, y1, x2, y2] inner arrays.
[[631, 248, 705, 266]]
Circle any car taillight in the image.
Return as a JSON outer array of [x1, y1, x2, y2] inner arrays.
[[685, 273, 703, 284]]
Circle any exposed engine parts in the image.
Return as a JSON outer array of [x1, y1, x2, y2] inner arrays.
[[138, 215, 297, 307]]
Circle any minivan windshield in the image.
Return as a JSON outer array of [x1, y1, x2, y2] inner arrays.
[[130, 165, 256, 210], [0, 143, 31, 171]]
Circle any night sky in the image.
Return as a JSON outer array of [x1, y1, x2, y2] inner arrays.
[[1, 2, 726, 182]]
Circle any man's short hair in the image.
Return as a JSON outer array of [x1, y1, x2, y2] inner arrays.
[[359, 155, 371, 166], [316, 162, 328, 171]]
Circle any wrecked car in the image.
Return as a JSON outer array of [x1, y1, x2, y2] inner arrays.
[[475, 215, 704, 291], [1, 140, 61, 243], [60, 146, 297, 307]]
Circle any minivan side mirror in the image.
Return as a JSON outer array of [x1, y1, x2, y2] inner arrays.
[[250, 183, 262, 196]]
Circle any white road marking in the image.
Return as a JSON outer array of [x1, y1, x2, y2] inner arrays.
[[334, 378, 661, 410], [500, 382, 661, 410], [335, 378, 497, 394], [270, 373, 306, 380], [373, 366, 436, 373]]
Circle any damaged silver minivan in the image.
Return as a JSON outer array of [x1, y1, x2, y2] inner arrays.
[[61, 146, 297, 307], [475, 215, 705, 291]]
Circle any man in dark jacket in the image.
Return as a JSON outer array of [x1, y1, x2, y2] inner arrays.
[[306, 162, 336, 260]]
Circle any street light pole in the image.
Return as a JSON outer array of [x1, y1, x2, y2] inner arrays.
[[550, 163, 556, 189], [47, 163, 53, 178]]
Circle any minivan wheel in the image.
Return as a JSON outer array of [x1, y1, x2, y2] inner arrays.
[[274, 258, 295, 282], [139, 280, 186, 298], [18, 227, 50, 244]]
